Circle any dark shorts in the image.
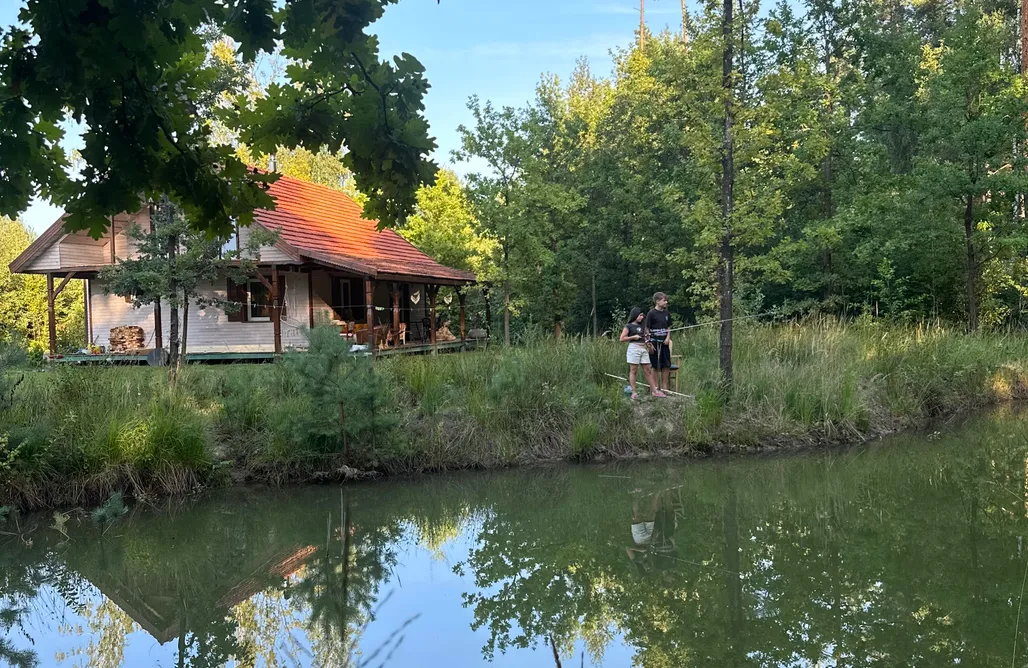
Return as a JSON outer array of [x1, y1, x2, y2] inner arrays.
[[648, 341, 671, 369]]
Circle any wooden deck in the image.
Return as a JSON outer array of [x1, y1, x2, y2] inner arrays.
[[51, 339, 479, 365]]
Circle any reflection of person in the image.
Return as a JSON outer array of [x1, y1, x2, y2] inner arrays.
[[626, 490, 680, 571], [620, 307, 662, 400]]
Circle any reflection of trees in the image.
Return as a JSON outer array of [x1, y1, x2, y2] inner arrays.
[[8, 413, 1028, 666], [456, 414, 1028, 667]]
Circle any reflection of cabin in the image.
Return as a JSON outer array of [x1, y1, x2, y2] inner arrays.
[[8, 175, 477, 359], [84, 544, 318, 645]]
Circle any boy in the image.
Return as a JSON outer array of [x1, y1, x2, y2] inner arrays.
[[644, 292, 672, 395]]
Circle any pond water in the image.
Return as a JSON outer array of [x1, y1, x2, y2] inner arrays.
[[6, 410, 1028, 667]]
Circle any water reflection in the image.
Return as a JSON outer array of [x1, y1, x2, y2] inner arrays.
[[5, 410, 1028, 666]]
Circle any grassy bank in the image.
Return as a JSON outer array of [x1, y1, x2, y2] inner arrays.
[[3, 320, 1028, 509]]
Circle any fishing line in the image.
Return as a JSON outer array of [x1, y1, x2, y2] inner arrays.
[[667, 311, 773, 333]]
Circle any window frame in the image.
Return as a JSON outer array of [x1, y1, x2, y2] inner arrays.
[[247, 278, 271, 322]]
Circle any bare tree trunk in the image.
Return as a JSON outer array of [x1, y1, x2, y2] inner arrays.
[[483, 286, 493, 339], [1020, 0, 1027, 223], [964, 194, 979, 331], [154, 297, 163, 352], [719, 0, 735, 391], [178, 294, 188, 373], [1023, 0, 1028, 79], [591, 269, 598, 337], [682, 0, 689, 44], [639, 0, 646, 48], [167, 234, 180, 379], [554, 286, 561, 339], [504, 283, 511, 346], [549, 636, 563, 668]]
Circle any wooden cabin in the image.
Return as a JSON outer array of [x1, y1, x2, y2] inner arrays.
[[8, 175, 476, 359]]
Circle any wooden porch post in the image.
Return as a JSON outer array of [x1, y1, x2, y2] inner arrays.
[[46, 273, 57, 356], [307, 269, 315, 330], [84, 280, 90, 345], [365, 278, 376, 356], [428, 285, 438, 352], [272, 264, 282, 355], [45, 272, 78, 356], [391, 283, 401, 346], [458, 289, 466, 342]]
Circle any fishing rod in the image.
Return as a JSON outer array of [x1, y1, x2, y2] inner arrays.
[[603, 373, 694, 398], [667, 311, 773, 333]]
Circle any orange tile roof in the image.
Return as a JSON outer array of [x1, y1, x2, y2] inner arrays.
[[255, 175, 475, 284]]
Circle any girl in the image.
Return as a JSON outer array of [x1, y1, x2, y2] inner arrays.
[[620, 307, 664, 399]]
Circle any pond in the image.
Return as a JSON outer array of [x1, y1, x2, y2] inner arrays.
[[5, 408, 1028, 667]]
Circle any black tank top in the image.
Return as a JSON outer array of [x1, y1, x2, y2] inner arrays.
[[626, 323, 643, 339]]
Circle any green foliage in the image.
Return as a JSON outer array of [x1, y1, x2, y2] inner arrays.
[[272, 325, 400, 467], [399, 169, 497, 279], [0, 0, 436, 237], [6, 323, 1028, 508], [401, 0, 1028, 337], [0, 217, 84, 353], [90, 492, 127, 527]]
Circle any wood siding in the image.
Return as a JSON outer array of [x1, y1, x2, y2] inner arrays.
[[90, 270, 310, 353], [26, 242, 61, 271], [238, 225, 295, 264], [60, 242, 106, 266]]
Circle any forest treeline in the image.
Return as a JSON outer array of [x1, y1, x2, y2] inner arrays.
[[425, 0, 1028, 341]]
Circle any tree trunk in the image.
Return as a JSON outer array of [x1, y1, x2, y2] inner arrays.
[[682, 0, 689, 44], [591, 269, 598, 337], [554, 286, 561, 339], [964, 194, 979, 331], [484, 286, 493, 339], [1020, 0, 1028, 222], [640, 0, 646, 48], [154, 297, 164, 352], [1023, 0, 1028, 79], [719, 0, 735, 391], [822, 36, 835, 305], [178, 294, 188, 372], [504, 282, 511, 346], [167, 234, 180, 377]]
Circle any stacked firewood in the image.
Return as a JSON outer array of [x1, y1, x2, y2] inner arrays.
[[109, 326, 145, 352]]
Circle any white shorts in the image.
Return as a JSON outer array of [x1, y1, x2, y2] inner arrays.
[[632, 522, 655, 545], [627, 343, 650, 366]]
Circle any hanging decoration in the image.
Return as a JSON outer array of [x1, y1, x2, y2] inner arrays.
[[410, 290, 421, 305], [443, 293, 452, 305]]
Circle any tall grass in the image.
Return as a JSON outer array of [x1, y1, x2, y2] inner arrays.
[[4, 319, 1028, 508]]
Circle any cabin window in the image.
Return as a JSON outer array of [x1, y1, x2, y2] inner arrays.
[[331, 277, 366, 322], [220, 220, 240, 258], [248, 279, 271, 321]]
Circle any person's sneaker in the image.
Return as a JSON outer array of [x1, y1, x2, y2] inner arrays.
[[652, 390, 667, 398], [631, 392, 639, 400]]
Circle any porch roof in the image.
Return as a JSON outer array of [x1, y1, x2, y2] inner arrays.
[[255, 175, 476, 285], [8, 176, 477, 286]]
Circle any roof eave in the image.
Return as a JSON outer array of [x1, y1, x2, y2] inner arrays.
[[9, 214, 68, 274]]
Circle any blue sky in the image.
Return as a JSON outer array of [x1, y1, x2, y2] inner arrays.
[[0, 0, 688, 234]]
